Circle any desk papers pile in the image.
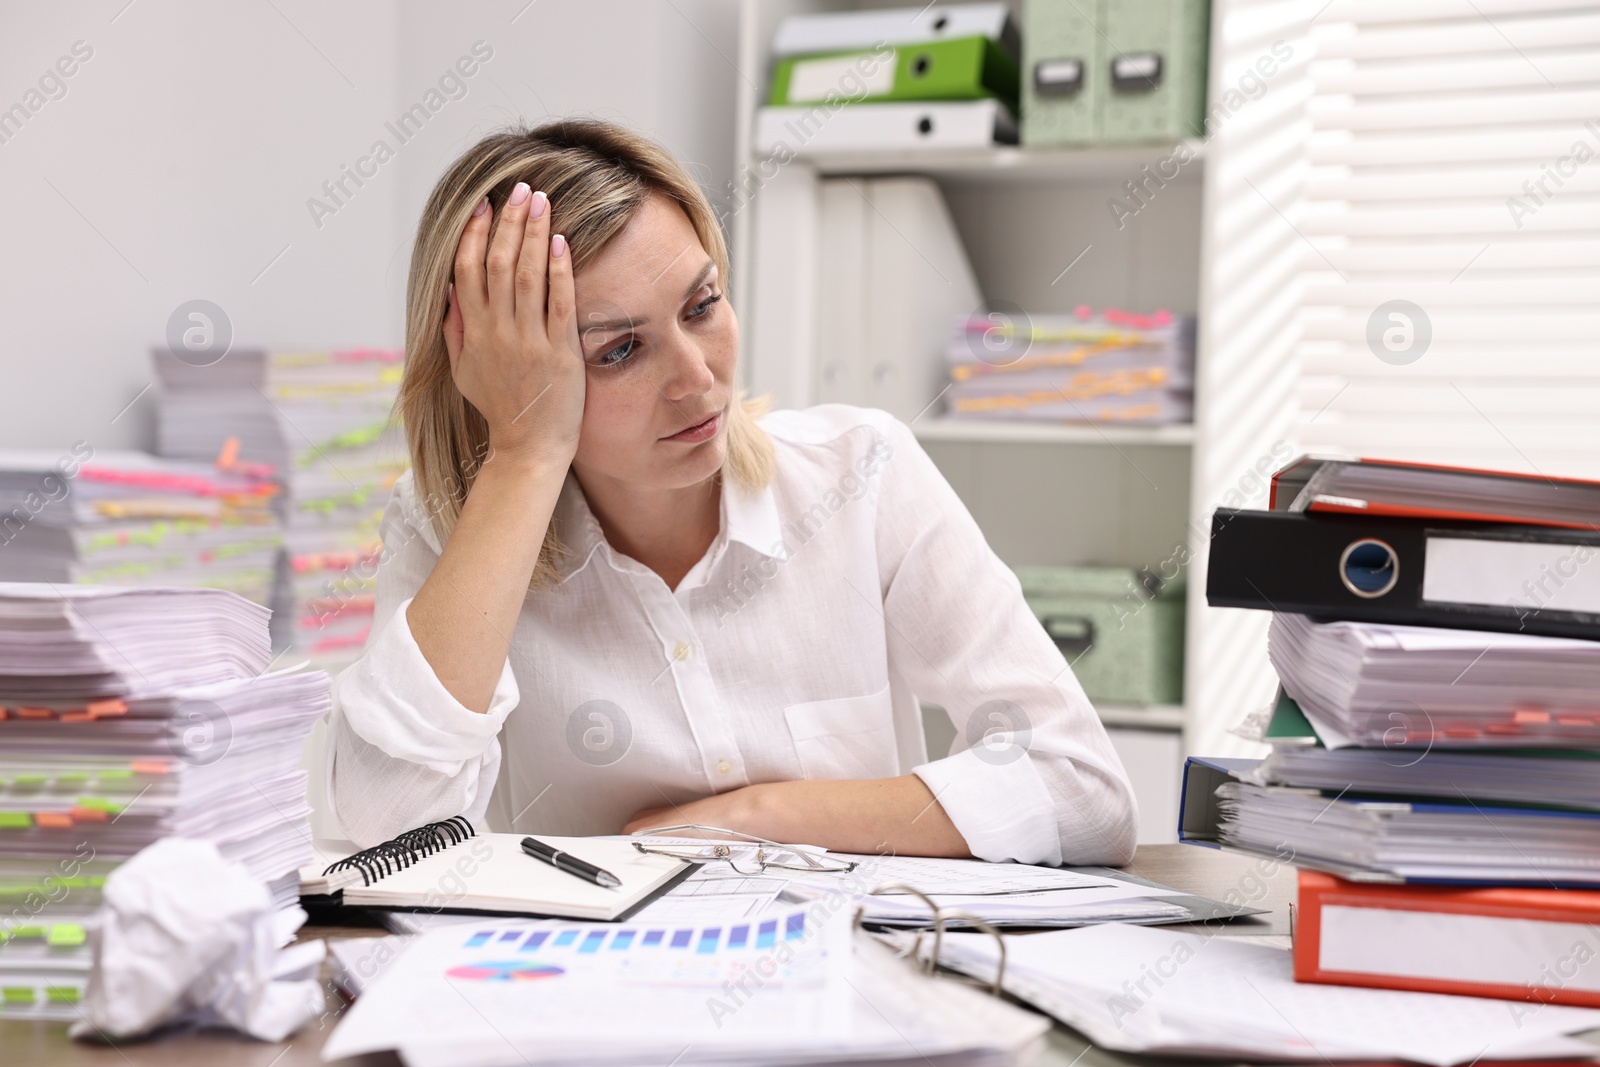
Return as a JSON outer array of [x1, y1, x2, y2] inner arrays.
[[932, 923, 1600, 1065], [325, 906, 1048, 1067]]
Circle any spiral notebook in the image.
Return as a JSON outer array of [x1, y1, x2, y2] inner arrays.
[[298, 818, 696, 922]]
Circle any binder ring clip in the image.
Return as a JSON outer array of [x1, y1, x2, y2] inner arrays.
[[851, 881, 1007, 995]]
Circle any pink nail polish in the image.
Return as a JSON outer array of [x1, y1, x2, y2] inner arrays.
[[531, 190, 548, 219], [551, 234, 567, 258], [509, 182, 531, 206], [472, 197, 489, 217]]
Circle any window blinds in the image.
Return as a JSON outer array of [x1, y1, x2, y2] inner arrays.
[[1295, 1, 1600, 476]]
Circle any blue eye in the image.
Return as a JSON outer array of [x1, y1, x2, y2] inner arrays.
[[688, 293, 722, 319], [597, 338, 637, 366]]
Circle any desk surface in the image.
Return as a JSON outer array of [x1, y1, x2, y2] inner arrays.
[[0, 844, 1297, 1066]]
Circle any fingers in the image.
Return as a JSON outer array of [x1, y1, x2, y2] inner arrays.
[[513, 190, 551, 339], [485, 181, 533, 323], [545, 231, 576, 351], [452, 197, 491, 326]]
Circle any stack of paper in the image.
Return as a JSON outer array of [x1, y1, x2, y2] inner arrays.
[[1187, 616, 1600, 884], [324, 908, 1049, 1066], [0, 449, 281, 607], [931, 923, 1600, 1065], [1269, 611, 1600, 748], [794, 851, 1251, 928], [153, 346, 408, 667], [1213, 780, 1600, 885], [944, 309, 1195, 424], [0, 584, 328, 1020], [1257, 744, 1600, 811]]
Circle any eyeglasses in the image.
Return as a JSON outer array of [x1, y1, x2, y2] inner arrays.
[[628, 823, 858, 875]]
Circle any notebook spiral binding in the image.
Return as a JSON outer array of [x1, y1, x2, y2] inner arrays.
[[321, 815, 475, 888]]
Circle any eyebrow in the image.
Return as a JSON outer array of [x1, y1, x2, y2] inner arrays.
[[579, 261, 716, 334]]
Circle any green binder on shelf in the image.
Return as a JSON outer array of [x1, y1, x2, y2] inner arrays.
[[768, 36, 1019, 113], [1023, 0, 1210, 147]]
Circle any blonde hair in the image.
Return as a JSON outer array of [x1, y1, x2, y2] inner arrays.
[[398, 119, 775, 587]]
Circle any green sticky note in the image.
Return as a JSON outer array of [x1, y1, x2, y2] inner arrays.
[[46, 986, 79, 1004], [98, 770, 134, 783], [2, 987, 35, 1005], [0, 813, 32, 829], [47, 924, 86, 947], [10, 925, 43, 939], [57, 772, 89, 786], [11, 774, 45, 787]]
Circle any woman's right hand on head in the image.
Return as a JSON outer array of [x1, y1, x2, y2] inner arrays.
[[443, 182, 585, 468]]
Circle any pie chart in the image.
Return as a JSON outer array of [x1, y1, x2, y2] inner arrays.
[[447, 960, 566, 982]]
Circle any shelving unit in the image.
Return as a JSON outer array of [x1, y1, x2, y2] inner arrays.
[[802, 138, 1206, 181], [732, 0, 1314, 841], [911, 418, 1196, 446]]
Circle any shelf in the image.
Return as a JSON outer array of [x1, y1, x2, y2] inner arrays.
[[1097, 704, 1186, 731], [911, 418, 1195, 446], [791, 139, 1206, 184]]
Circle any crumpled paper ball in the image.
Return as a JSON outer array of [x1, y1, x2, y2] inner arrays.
[[70, 837, 326, 1042]]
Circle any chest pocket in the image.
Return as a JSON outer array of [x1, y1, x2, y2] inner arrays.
[[782, 682, 899, 780]]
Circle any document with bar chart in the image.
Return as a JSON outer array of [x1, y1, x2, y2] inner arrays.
[[323, 905, 855, 1063]]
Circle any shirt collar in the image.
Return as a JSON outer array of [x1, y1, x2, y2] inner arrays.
[[551, 468, 784, 584]]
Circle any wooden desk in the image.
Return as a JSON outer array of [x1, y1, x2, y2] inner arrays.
[[0, 845, 1307, 1066]]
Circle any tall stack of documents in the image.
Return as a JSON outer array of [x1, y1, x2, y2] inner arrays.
[[755, 4, 1021, 154], [1191, 454, 1600, 1005], [0, 449, 282, 607], [945, 307, 1194, 424], [152, 346, 408, 668], [0, 584, 328, 1019]]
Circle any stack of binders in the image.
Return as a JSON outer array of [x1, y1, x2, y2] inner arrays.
[[152, 346, 409, 670], [1187, 454, 1600, 1007], [0, 449, 282, 608], [944, 306, 1194, 424], [0, 584, 328, 1019], [754, 3, 1020, 155]]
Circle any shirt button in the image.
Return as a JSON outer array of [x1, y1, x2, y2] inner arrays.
[[716, 759, 732, 775], [673, 641, 691, 661]]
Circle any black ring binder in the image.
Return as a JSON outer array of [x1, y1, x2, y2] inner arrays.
[[321, 815, 476, 887]]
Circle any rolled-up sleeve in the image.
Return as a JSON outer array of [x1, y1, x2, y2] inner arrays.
[[325, 473, 520, 847], [871, 415, 1139, 867]]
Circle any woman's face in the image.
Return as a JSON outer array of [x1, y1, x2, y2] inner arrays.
[[569, 193, 737, 494]]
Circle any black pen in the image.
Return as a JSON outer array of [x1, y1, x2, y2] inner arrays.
[[520, 837, 622, 888]]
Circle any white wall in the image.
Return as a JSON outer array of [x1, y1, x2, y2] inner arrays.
[[0, 0, 739, 453]]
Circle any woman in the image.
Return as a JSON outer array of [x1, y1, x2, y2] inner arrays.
[[327, 118, 1137, 865]]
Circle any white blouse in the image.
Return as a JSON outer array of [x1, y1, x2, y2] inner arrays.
[[326, 404, 1137, 865]]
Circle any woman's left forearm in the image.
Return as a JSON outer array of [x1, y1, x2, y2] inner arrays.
[[744, 776, 972, 857]]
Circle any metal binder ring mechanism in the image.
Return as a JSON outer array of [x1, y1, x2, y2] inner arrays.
[[853, 882, 1007, 996], [1339, 538, 1399, 599]]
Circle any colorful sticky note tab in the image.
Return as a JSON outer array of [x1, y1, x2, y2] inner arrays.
[[47, 924, 86, 947]]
